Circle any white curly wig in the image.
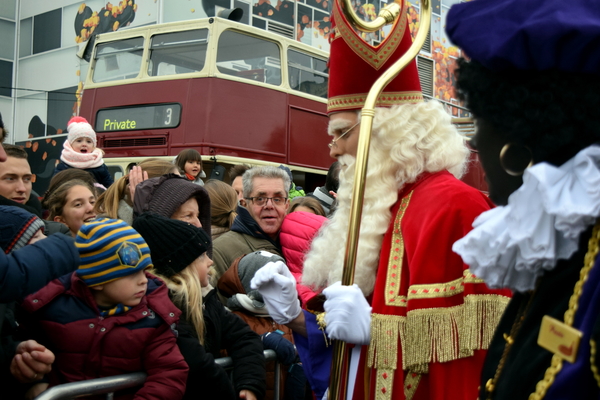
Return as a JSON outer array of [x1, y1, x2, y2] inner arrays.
[[302, 100, 470, 296]]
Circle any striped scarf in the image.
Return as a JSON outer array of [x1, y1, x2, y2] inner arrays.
[[99, 303, 131, 317]]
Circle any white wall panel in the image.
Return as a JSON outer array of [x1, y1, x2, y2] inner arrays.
[[18, 47, 79, 93], [14, 95, 47, 142]]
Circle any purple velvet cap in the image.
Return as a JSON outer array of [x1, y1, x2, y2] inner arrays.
[[446, 0, 600, 73]]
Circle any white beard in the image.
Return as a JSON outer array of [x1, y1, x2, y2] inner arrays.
[[302, 152, 401, 296], [302, 102, 469, 296]]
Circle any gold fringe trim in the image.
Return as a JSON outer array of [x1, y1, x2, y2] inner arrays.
[[462, 294, 511, 353], [368, 294, 509, 375], [369, 314, 405, 370]]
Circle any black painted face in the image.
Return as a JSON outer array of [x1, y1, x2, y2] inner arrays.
[[471, 118, 525, 206]]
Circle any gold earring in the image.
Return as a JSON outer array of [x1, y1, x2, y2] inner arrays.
[[499, 143, 534, 176]]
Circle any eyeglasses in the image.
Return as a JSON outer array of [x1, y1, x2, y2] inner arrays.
[[328, 121, 360, 149], [246, 196, 288, 207]]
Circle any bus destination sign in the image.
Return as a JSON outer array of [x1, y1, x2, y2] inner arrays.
[[95, 103, 182, 132]]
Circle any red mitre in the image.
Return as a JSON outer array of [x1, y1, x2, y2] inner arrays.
[[327, 0, 423, 114]]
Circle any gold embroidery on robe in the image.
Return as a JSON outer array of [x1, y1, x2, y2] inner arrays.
[[404, 371, 422, 400], [385, 192, 413, 307]]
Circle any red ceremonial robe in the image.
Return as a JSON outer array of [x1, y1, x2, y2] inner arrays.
[[297, 171, 511, 400]]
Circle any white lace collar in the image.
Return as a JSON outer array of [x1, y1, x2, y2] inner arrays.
[[453, 145, 600, 293]]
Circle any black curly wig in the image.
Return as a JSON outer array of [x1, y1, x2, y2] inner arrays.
[[454, 58, 600, 166]]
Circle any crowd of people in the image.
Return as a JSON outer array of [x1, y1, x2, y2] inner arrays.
[[2, 0, 600, 399]]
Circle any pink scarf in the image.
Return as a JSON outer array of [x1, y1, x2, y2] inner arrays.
[[60, 140, 104, 169]]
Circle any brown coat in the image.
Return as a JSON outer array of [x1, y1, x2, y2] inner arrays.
[[211, 230, 282, 288], [218, 256, 294, 400]]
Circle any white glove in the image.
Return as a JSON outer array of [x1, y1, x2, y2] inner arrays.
[[250, 261, 302, 324], [323, 282, 372, 345]]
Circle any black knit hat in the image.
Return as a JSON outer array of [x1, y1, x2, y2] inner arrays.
[[133, 174, 212, 246], [133, 212, 211, 278]]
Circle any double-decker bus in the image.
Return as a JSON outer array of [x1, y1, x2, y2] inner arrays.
[[77, 15, 331, 189], [18, 13, 486, 195]]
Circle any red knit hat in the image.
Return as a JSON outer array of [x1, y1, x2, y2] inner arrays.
[[327, 0, 423, 114], [67, 116, 97, 145]]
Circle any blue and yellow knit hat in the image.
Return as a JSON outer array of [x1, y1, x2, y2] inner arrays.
[[75, 218, 152, 287]]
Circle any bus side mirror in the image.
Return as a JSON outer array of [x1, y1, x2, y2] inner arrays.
[[217, 8, 244, 22]]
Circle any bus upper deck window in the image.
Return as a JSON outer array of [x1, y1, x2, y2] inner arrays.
[[288, 49, 328, 99], [148, 29, 209, 77], [216, 30, 281, 86], [92, 37, 144, 83]]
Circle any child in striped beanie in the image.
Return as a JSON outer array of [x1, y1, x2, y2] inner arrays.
[[20, 218, 188, 399], [75, 218, 153, 313]]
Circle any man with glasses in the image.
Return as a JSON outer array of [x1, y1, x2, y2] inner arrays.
[[210, 165, 290, 288], [250, 1, 512, 398]]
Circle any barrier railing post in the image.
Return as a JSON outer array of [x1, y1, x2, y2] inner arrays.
[[34, 372, 147, 400], [34, 349, 283, 400], [273, 358, 281, 400]]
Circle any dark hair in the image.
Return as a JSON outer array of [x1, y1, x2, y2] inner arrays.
[[0, 112, 5, 144], [228, 164, 251, 182], [325, 161, 341, 193], [44, 169, 99, 208], [175, 149, 202, 174], [455, 58, 600, 166], [288, 196, 327, 217], [3, 144, 27, 159]]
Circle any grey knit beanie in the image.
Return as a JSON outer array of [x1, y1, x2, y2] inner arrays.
[[238, 250, 285, 303], [133, 173, 212, 244]]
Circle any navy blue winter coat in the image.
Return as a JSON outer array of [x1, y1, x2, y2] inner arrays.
[[54, 161, 114, 188], [0, 233, 79, 396], [0, 233, 79, 303]]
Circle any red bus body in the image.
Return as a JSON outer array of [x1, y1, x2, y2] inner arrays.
[[80, 78, 331, 170]]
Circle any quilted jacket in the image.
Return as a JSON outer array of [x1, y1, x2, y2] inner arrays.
[[279, 211, 327, 306], [20, 272, 188, 400]]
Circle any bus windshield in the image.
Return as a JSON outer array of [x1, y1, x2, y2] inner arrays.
[[216, 30, 282, 85], [148, 29, 209, 76], [288, 49, 328, 98], [93, 37, 144, 83]]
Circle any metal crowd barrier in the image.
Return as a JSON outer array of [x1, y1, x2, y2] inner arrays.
[[34, 350, 279, 400]]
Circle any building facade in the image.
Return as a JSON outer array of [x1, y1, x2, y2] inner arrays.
[[0, 0, 466, 145]]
